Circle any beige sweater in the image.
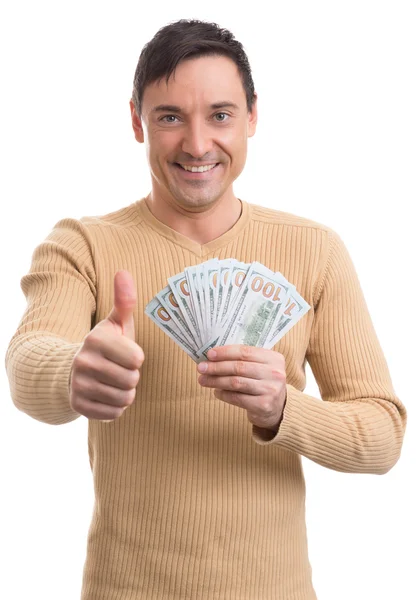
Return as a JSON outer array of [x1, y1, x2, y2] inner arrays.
[[5, 199, 407, 599]]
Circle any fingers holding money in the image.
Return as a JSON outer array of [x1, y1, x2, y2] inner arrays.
[[197, 345, 287, 431], [199, 373, 266, 395], [204, 345, 286, 367], [197, 364, 284, 396], [197, 358, 284, 388]]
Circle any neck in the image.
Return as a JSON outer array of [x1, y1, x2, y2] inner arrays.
[[145, 192, 242, 245]]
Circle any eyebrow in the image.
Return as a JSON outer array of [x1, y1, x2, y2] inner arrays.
[[151, 102, 240, 113]]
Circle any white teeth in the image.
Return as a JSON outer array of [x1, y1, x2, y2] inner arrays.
[[180, 164, 217, 173]]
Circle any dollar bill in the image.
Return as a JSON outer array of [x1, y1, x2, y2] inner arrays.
[[156, 285, 197, 349], [215, 258, 236, 325], [145, 296, 200, 362], [167, 271, 202, 346], [256, 280, 295, 347], [265, 288, 311, 348], [204, 258, 220, 333], [198, 263, 209, 341], [218, 261, 250, 326], [184, 266, 206, 344]]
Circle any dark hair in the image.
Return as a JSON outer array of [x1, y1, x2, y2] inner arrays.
[[132, 19, 255, 116]]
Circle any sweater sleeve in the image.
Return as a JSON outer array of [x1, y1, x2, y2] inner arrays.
[[252, 229, 407, 474], [5, 218, 97, 425]]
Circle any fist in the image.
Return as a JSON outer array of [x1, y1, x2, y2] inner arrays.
[[69, 270, 145, 421]]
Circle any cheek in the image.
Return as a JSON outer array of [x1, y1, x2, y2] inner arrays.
[[151, 130, 181, 157], [228, 137, 248, 171], [146, 134, 171, 171], [220, 127, 248, 162]]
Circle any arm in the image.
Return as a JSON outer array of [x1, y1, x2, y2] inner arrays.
[[5, 218, 97, 425], [252, 230, 407, 474]]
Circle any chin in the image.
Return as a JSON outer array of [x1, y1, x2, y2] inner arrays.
[[170, 199, 210, 213], [171, 188, 224, 211]]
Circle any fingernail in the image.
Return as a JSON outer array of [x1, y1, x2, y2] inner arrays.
[[197, 362, 208, 373], [207, 349, 217, 359]]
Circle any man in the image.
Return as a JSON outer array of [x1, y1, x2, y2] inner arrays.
[[6, 19, 407, 600]]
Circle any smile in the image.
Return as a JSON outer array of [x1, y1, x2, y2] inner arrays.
[[176, 163, 218, 173]]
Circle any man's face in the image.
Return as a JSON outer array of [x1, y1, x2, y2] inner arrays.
[[130, 55, 257, 211]]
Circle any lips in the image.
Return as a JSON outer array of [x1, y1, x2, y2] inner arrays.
[[173, 162, 221, 177]]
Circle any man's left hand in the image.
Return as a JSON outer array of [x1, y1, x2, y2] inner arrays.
[[197, 345, 287, 433]]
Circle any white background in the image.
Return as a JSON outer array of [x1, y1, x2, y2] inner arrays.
[[1, 1, 416, 599]]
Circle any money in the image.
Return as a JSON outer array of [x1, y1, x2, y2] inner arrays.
[[156, 285, 196, 347], [198, 262, 294, 359], [145, 297, 200, 361], [167, 271, 202, 346], [146, 258, 311, 362], [265, 288, 311, 348]]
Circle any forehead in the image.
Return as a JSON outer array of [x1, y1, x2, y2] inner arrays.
[[142, 55, 246, 114]]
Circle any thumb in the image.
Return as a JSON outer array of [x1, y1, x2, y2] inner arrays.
[[107, 270, 137, 340]]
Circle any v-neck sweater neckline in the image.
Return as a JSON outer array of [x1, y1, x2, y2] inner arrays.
[[134, 197, 252, 258]]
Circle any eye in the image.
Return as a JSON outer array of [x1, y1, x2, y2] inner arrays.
[[214, 112, 229, 122], [161, 115, 179, 123]]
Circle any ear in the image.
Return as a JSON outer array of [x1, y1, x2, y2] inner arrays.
[[247, 92, 258, 138], [130, 99, 145, 143]]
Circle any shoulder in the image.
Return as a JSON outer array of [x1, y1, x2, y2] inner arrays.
[[248, 202, 334, 234], [39, 200, 144, 260], [78, 200, 143, 230]]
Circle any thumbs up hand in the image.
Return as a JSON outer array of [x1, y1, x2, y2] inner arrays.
[[104, 270, 137, 341], [69, 271, 145, 421]]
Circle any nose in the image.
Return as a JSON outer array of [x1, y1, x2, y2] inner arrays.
[[181, 120, 213, 159]]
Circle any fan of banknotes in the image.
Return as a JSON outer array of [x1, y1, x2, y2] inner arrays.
[[145, 259, 311, 363]]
